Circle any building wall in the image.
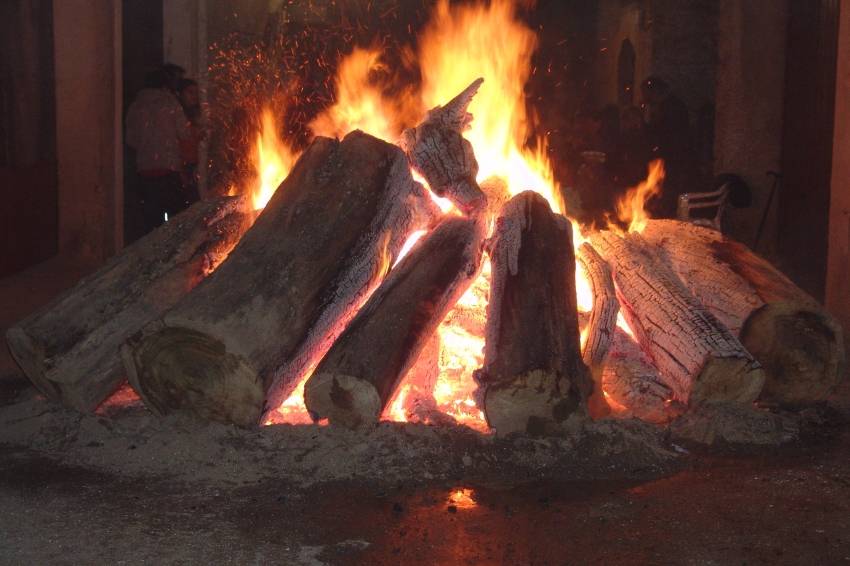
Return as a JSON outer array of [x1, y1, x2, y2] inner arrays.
[[827, 0, 850, 350], [54, 0, 122, 266], [713, 0, 788, 247], [595, 0, 654, 108]]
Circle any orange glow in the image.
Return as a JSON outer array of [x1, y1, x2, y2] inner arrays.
[[250, 109, 298, 210], [418, 0, 562, 214], [393, 230, 428, 268], [448, 488, 477, 509], [614, 159, 666, 233], [264, 368, 314, 426]]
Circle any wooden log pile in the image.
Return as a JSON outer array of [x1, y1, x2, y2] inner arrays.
[[6, 79, 844, 435]]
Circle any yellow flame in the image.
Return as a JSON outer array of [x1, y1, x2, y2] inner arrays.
[[418, 0, 562, 214], [309, 47, 409, 142], [250, 109, 297, 210], [448, 488, 477, 509], [614, 159, 666, 233], [393, 230, 427, 268]]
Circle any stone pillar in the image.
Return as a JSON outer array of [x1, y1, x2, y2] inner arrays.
[[827, 0, 850, 351], [713, 0, 788, 247], [53, 0, 123, 267]]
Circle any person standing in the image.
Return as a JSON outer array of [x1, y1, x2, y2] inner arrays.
[[125, 68, 193, 233]]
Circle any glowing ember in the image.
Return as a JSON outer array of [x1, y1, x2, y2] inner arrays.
[[250, 109, 298, 210], [393, 230, 427, 268], [448, 488, 477, 509], [614, 159, 666, 233]]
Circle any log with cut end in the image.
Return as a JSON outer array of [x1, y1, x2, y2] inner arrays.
[[5, 196, 255, 412], [640, 219, 844, 403], [589, 229, 765, 405], [304, 215, 487, 429], [398, 78, 486, 213], [122, 131, 440, 428], [576, 242, 618, 418], [475, 191, 593, 436]]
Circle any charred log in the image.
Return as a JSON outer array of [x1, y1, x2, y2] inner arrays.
[[641, 219, 845, 403], [304, 215, 487, 429], [5, 196, 255, 412], [475, 191, 592, 436], [121, 132, 440, 428], [398, 78, 486, 213], [589, 229, 765, 405]]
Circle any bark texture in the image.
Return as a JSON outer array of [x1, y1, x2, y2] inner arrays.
[[475, 191, 592, 436], [641, 219, 844, 403], [122, 132, 440, 428], [589, 229, 764, 405], [398, 78, 486, 213], [6, 196, 255, 412], [305, 216, 487, 429]]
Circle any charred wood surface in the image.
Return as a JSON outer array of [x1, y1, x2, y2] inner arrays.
[[122, 132, 440, 428], [589, 230, 764, 405], [641, 219, 844, 403], [476, 191, 592, 436], [305, 216, 486, 429], [398, 79, 486, 213], [5, 196, 255, 412]]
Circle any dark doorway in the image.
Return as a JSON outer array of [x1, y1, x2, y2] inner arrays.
[[617, 38, 636, 106], [122, 0, 164, 245], [0, 0, 58, 278], [778, 0, 840, 301]]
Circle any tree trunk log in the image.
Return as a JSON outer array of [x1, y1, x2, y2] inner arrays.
[[475, 191, 592, 436], [304, 215, 487, 429], [588, 229, 765, 405], [398, 79, 486, 213], [5, 195, 255, 412], [576, 242, 618, 418], [640, 219, 845, 403], [122, 132, 440, 428]]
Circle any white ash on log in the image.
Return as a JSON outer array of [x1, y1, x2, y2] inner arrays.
[[475, 191, 593, 436], [398, 78, 486, 213], [5, 196, 255, 412], [304, 214, 487, 429], [122, 131, 440, 428], [640, 219, 845, 404], [601, 321, 685, 424], [589, 229, 765, 405], [575, 242, 618, 418]]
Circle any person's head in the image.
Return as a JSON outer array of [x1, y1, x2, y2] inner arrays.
[[177, 78, 199, 109], [143, 68, 170, 90], [640, 76, 670, 105], [162, 63, 186, 92]]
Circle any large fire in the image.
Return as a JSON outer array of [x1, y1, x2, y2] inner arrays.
[[246, 0, 660, 429]]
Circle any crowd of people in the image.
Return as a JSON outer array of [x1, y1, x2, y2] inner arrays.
[[567, 76, 709, 227], [125, 64, 205, 235]]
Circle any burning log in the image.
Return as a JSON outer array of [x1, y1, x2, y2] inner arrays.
[[122, 132, 440, 428], [589, 230, 765, 405], [398, 78, 487, 213], [602, 323, 685, 424], [6, 196, 256, 412], [575, 242, 618, 418], [640, 219, 845, 404], [304, 215, 487, 429], [475, 191, 593, 436]]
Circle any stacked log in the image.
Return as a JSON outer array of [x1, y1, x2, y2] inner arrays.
[[6, 195, 256, 412], [589, 229, 765, 405], [121, 131, 440, 428], [640, 219, 844, 403], [475, 191, 593, 436], [304, 215, 488, 428]]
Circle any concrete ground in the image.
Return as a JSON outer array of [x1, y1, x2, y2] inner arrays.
[[1, 257, 849, 565]]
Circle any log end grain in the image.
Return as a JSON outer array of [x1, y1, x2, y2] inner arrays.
[[122, 327, 263, 429], [5, 328, 60, 400], [691, 357, 765, 404], [741, 301, 845, 403], [482, 369, 589, 437], [304, 372, 382, 429]]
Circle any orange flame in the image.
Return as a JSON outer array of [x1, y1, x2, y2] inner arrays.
[[250, 109, 297, 210], [614, 159, 666, 233], [418, 0, 562, 213]]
